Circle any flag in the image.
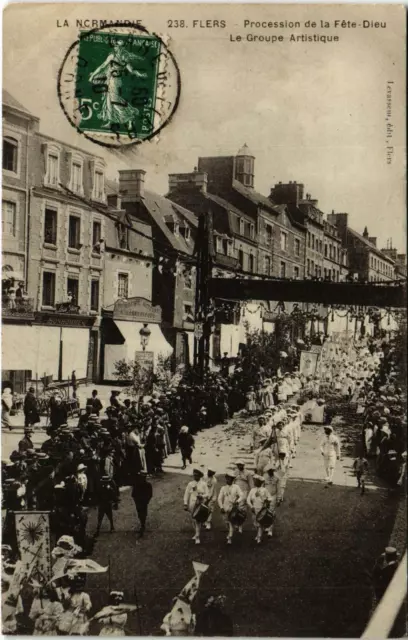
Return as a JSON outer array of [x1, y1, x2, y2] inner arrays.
[[14, 511, 51, 583], [50, 557, 108, 582], [161, 562, 209, 636], [178, 561, 209, 603]]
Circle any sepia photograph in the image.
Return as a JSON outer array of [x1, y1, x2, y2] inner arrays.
[[1, 3, 407, 637]]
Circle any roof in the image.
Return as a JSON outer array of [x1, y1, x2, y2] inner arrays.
[[236, 143, 254, 157], [3, 90, 36, 118], [142, 190, 197, 255], [348, 227, 395, 263], [205, 192, 249, 220], [232, 179, 278, 212]]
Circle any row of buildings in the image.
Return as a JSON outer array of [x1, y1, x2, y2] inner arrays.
[[2, 90, 406, 387]]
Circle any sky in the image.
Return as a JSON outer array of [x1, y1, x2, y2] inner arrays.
[[3, 3, 406, 252]]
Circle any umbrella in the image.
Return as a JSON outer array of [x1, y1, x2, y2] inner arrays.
[[91, 604, 139, 621], [49, 558, 107, 583]]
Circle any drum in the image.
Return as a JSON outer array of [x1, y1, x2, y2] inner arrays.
[[256, 506, 275, 527], [192, 502, 210, 523], [228, 504, 247, 525]]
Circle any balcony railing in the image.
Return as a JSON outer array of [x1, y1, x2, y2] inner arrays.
[[2, 297, 34, 316], [215, 252, 239, 269]]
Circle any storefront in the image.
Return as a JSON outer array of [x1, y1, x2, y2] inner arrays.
[[2, 313, 96, 383], [101, 297, 173, 381]]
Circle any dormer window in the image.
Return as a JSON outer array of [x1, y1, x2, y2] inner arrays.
[[44, 147, 60, 188], [69, 155, 84, 195], [117, 223, 129, 250], [173, 222, 179, 236], [90, 159, 106, 202], [185, 226, 191, 242]]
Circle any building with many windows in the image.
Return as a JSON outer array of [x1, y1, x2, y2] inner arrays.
[[327, 213, 395, 283]]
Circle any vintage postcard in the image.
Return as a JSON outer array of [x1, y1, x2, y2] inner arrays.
[[1, 4, 406, 638]]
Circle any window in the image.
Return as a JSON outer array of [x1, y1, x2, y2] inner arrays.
[[216, 236, 223, 253], [117, 224, 129, 250], [2, 200, 16, 236], [249, 254, 255, 272], [280, 261, 286, 278], [68, 215, 81, 249], [222, 239, 229, 255], [239, 218, 245, 236], [324, 244, 328, 257], [307, 232, 311, 248], [238, 249, 244, 269], [264, 256, 271, 276], [265, 224, 273, 246], [118, 273, 129, 299], [67, 277, 79, 304], [184, 268, 193, 289], [92, 220, 102, 247], [47, 153, 59, 186], [280, 231, 287, 251], [90, 279, 100, 311], [174, 222, 180, 236], [294, 238, 300, 257], [311, 235, 315, 250], [307, 258, 310, 275], [184, 226, 191, 242], [250, 223, 255, 240], [42, 271, 55, 307], [183, 304, 194, 322], [294, 266, 300, 279], [3, 137, 18, 173], [71, 162, 83, 193], [94, 171, 105, 200], [44, 207, 57, 244]]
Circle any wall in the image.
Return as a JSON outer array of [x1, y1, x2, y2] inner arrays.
[[102, 252, 152, 308]]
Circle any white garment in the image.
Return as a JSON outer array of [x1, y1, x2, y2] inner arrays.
[[218, 483, 243, 513], [320, 434, 341, 458], [183, 479, 209, 513], [247, 486, 273, 514]]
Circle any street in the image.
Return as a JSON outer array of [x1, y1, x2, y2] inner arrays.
[[83, 416, 399, 637]]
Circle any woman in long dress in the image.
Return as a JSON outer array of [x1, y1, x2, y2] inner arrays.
[[89, 40, 148, 129], [95, 591, 130, 636]]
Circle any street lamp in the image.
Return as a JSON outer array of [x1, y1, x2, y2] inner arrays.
[[139, 323, 151, 352]]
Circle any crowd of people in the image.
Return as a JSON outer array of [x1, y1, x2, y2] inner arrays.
[[1, 325, 406, 635], [183, 399, 304, 547]]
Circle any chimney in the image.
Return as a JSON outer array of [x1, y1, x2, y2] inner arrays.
[[327, 212, 348, 228], [368, 236, 377, 247], [168, 171, 208, 194], [270, 181, 304, 205], [362, 226, 369, 238], [107, 193, 122, 210], [118, 169, 146, 201]]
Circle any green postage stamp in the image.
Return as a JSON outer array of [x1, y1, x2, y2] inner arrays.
[[58, 23, 180, 148]]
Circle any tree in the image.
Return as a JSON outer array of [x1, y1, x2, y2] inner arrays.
[[112, 358, 154, 399], [112, 353, 174, 399]]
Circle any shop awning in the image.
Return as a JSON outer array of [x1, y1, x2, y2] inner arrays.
[[113, 321, 173, 364]]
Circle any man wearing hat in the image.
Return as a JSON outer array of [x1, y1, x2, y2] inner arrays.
[[372, 547, 400, 602], [18, 427, 34, 453], [183, 468, 209, 545], [247, 475, 273, 544], [75, 464, 88, 502], [204, 468, 218, 530], [95, 476, 116, 536], [23, 386, 40, 429], [218, 471, 244, 544], [132, 471, 153, 537], [320, 425, 341, 486]]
